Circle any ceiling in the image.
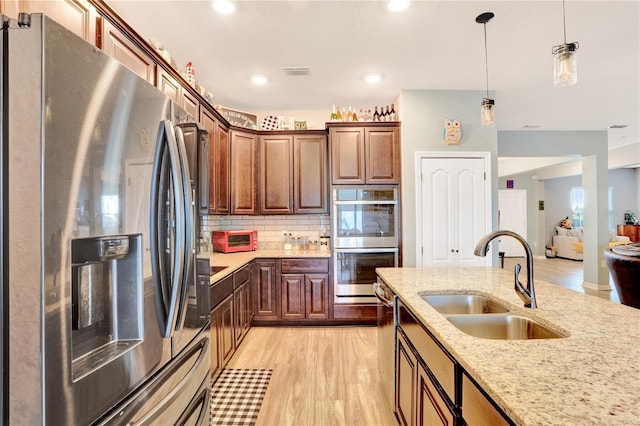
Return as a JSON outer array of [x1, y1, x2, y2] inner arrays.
[[109, 0, 639, 153]]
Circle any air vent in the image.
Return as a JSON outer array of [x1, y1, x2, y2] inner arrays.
[[523, 125, 542, 129], [608, 124, 628, 129], [281, 67, 312, 77]]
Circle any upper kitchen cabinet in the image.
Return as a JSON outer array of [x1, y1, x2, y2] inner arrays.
[[156, 67, 182, 105], [329, 123, 400, 185], [259, 132, 328, 215], [294, 134, 328, 214], [200, 108, 230, 215], [3, 0, 98, 44], [100, 19, 155, 84], [230, 130, 258, 215], [260, 135, 293, 214]]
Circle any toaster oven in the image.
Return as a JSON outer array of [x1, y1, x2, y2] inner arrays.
[[212, 230, 258, 253]]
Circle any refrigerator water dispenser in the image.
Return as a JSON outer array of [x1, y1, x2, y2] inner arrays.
[[71, 234, 143, 382]]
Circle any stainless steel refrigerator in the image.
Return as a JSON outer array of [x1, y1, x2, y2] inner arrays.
[[1, 13, 210, 425]]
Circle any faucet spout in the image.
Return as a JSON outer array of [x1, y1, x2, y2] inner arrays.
[[474, 230, 537, 309]]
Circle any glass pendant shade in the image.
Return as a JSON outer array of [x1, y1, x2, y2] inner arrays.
[[481, 98, 495, 127], [553, 43, 578, 87]]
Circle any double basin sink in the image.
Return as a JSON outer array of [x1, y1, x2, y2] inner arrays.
[[421, 293, 567, 340]]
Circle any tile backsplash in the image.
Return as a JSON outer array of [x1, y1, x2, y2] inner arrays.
[[202, 214, 330, 249]]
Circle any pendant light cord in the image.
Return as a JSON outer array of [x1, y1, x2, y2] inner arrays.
[[483, 22, 489, 99], [562, 0, 567, 43]]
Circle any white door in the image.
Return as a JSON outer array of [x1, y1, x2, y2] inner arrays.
[[498, 190, 527, 257], [419, 157, 488, 267]]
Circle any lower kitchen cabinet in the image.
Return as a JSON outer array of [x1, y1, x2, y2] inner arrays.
[[210, 293, 234, 382], [280, 259, 329, 321], [254, 259, 279, 320], [394, 297, 512, 426], [233, 263, 253, 347]]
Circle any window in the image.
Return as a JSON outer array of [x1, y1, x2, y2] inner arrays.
[[570, 187, 613, 228]]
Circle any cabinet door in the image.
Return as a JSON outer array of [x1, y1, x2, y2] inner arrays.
[[294, 135, 327, 214], [156, 67, 182, 105], [214, 123, 231, 214], [366, 127, 400, 184], [305, 274, 329, 319], [101, 19, 155, 84], [234, 284, 246, 347], [254, 260, 278, 320], [281, 274, 305, 320], [182, 90, 199, 121], [199, 108, 217, 213], [417, 363, 455, 426], [220, 295, 235, 365], [462, 373, 510, 426], [330, 127, 365, 184], [19, 0, 97, 44], [396, 330, 417, 426], [209, 306, 222, 381], [260, 135, 293, 214], [230, 131, 258, 215]]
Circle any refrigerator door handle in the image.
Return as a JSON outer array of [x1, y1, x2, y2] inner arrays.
[[173, 125, 194, 331], [150, 119, 186, 338]]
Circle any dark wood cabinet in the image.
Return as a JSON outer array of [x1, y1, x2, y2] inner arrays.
[[418, 362, 455, 425], [156, 67, 182, 105], [329, 124, 400, 185], [281, 274, 305, 319], [200, 109, 230, 214], [280, 259, 329, 321], [100, 19, 155, 84], [182, 89, 199, 120], [396, 330, 417, 426], [230, 130, 258, 215], [254, 260, 278, 320], [260, 133, 327, 215], [294, 134, 328, 214], [618, 224, 640, 242], [210, 292, 234, 378], [330, 127, 366, 184], [260, 135, 293, 214], [10, 0, 98, 45], [233, 264, 252, 347]]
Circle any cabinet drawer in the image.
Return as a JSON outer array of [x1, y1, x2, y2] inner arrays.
[[233, 263, 252, 289], [462, 373, 511, 426], [281, 258, 329, 273], [211, 275, 233, 309], [399, 303, 456, 402]]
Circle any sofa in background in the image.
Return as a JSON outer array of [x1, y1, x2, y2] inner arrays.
[[552, 227, 630, 261]]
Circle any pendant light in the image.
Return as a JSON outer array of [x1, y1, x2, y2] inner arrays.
[[552, 0, 579, 87], [476, 12, 495, 127]]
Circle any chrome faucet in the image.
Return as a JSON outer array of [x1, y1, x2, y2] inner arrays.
[[474, 230, 537, 309]]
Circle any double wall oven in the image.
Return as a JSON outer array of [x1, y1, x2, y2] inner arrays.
[[333, 187, 399, 303]]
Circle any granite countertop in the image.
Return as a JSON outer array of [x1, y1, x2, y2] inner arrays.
[[202, 249, 331, 284], [376, 267, 640, 425]]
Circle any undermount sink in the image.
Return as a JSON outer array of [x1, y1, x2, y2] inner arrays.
[[421, 293, 510, 315], [447, 314, 567, 340]]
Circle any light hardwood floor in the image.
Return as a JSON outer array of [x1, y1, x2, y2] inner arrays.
[[226, 326, 397, 426], [226, 259, 620, 426]]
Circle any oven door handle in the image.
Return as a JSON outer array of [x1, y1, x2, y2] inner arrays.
[[374, 282, 394, 307]]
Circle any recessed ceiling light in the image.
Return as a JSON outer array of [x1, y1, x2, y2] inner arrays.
[[212, 0, 235, 14], [365, 73, 381, 84], [608, 124, 628, 129], [388, 0, 410, 12], [250, 74, 268, 85]]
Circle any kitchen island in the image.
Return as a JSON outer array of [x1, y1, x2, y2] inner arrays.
[[376, 267, 640, 425]]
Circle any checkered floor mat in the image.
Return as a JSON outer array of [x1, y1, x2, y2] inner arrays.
[[211, 369, 272, 425]]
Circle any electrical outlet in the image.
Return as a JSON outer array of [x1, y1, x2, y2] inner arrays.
[[601, 260, 606, 268]]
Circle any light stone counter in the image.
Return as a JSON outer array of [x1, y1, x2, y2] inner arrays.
[[376, 267, 640, 425], [204, 249, 331, 284]]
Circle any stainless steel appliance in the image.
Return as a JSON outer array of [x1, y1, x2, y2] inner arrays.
[[334, 248, 398, 303], [374, 279, 397, 413], [333, 187, 399, 248], [1, 14, 209, 425], [332, 187, 400, 303]]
